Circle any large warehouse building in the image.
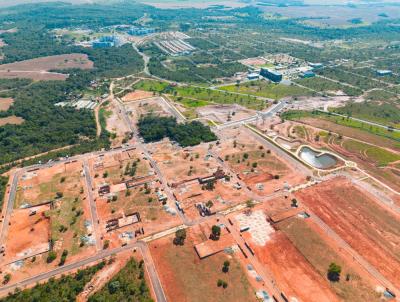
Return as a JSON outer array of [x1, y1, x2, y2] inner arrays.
[[260, 68, 282, 83]]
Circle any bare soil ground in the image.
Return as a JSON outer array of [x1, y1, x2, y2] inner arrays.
[[103, 101, 130, 148], [253, 231, 340, 302], [0, 70, 67, 81], [0, 115, 24, 126], [0, 97, 13, 111], [295, 177, 400, 289], [278, 217, 382, 302], [0, 54, 93, 72], [196, 104, 255, 124], [150, 140, 220, 185], [125, 97, 173, 125], [121, 90, 153, 102], [3, 205, 50, 264], [150, 230, 258, 302], [0, 54, 93, 81], [216, 129, 306, 195]]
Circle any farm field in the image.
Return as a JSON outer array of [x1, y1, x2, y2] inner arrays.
[[149, 231, 258, 302], [295, 177, 400, 289]]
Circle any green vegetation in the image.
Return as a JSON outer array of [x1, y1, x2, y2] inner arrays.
[[0, 176, 8, 211], [332, 101, 400, 127], [89, 258, 153, 302], [219, 80, 311, 100], [342, 139, 400, 166], [1, 261, 106, 302], [0, 79, 32, 91], [327, 262, 342, 282], [138, 116, 217, 147], [282, 110, 400, 142], [173, 228, 187, 246], [134, 80, 267, 110], [295, 77, 362, 96]]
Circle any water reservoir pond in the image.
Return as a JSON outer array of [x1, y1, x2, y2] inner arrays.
[[299, 147, 337, 169]]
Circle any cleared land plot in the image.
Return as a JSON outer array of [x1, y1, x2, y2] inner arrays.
[[15, 161, 83, 208], [121, 90, 153, 102], [0, 53, 93, 72], [0, 70, 67, 81], [150, 233, 258, 302], [0, 97, 13, 111], [216, 130, 305, 195], [151, 141, 220, 185], [195, 104, 255, 124], [0, 115, 24, 126], [0, 53, 93, 81], [278, 217, 381, 302], [253, 231, 339, 302], [125, 97, 173, 125], [4, 206, 50, 263], [219, 79, 311, 100], [295, 177, 400, 289]]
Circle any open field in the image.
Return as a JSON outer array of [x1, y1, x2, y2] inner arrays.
[[219, 80, 312, 100], [283, 111, 400, 150], [133, 80, 267, 110], [0, 115, 24, 126], [0, 53, 93, 81], [150, 229, 257, 302], [0, 53, 93, 72], [0, 70, 68, 81], [125, 97, 173, 125], [0, 97, 13, 111], [253, 231, 339, 302], [278, 217, 381, 302], [194, 104, 255, 124], [121, 90, 154, 102], [295, 177, 400, 289]]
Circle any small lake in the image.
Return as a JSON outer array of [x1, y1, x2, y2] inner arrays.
[[299, 147, 338, 169]]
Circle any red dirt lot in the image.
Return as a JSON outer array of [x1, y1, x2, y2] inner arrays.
[[295, 177, 400, 289], [150, 228, 258, 302], [0, 115, 24, 126], [0, 53, 93, 72], [0, 97, 13, 111], [3, 206, 50, 264], [254, 232, 340, 302], [121, 90, 153, 102], [0, 53, 93, 81]]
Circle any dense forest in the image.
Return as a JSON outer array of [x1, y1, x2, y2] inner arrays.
[[0, 261, 106, 302], [138, 116, 217, 147], [88, 258, 153, 302], [0, 27, 143, 165]]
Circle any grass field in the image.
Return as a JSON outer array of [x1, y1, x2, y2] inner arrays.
[[278, 218, 380, 302], [282, 110, 400, 143], [219, 80, 311, 100], [295, 77, 362, 96], [342, 139, 400, 166], [134, 79, 267, 110]]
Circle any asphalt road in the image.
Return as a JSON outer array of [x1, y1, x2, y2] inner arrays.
[[83, 159, 102, 251]]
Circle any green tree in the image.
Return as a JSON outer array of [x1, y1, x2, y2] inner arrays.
[[327, 262, 342, 282], [173, 229, 187, 246], [211, 225, 221, 241]]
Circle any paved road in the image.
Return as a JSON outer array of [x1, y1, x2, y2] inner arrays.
[[0, 171, 21, 248], [217, 101, 286, 129], [83, 159, 102, 251]]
